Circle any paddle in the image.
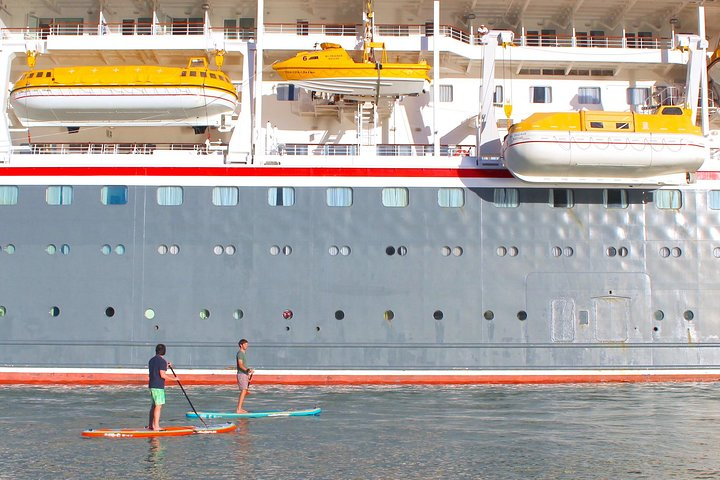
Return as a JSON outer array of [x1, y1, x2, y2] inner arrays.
[[168, 364, 208, 428]]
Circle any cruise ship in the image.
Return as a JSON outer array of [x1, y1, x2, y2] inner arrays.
[[1, 0, 720, 385]]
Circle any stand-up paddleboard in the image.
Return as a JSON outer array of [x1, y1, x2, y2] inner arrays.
[[82, 422, 236, 438], [186, 407, 322, 419]]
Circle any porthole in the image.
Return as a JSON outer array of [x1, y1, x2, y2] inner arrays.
[[683, 310, 694, 321], [115, 245, 125, 255], [483, 310, 494, 321], [105, 307, 115, 317], [714, 247, 720, 258], [285, 326, 290, 331], [46, 244, 56, 255], [564, 247, 573, 257], [329, 246, 339, 256], [282, 309, 293, 320], [509, 246, 518, 257], [397, 246, 408, 256], [4, 244, 14, 254], [282, 245, 292, 256], [340, 246, 351, 256], [335, 310, 345, 320], [551, 246, 561, 257], [619, 247, 628, 257], [0, 306, 6, 317], [660, 247, 670, 258], [101, 244, 112, 255], [654, 310, 664, 321], [384, 310, 394, 321], [441, 246, 451, 256], [672, 247, 682, 257], [606, 247, 617, 257], [316, 326, 320, 332], [154, 324, 159, 330], [497, 246, 508, 257], [60, 244, 70, 255], [270, 245, 280, 255], [517, 311, 527, 321], [653, 326, 659, 332], [225, 245, 236, 255], [386, 246, 396, 256], [213, 245, 224, 255], [453, 246, 463, 257], [233, 309, 244, 320], [199, 309, 210, 319], [49, 306, 60, 317], [158, 245, 169, 255], [433, 310, 443, 320], [169, 245, 180, 255], [144, 309, 156, 320]]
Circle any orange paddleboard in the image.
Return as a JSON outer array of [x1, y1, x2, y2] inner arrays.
[[82, 422, 236, 438]]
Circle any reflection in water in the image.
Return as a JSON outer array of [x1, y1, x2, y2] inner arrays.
[[233, 419, 252, 463], [146, 437, 168, 480]]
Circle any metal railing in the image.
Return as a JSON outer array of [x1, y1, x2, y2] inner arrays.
[[20, 143, 210, 155]]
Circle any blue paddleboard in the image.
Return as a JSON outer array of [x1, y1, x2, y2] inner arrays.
[[186, 407, 321, 419]]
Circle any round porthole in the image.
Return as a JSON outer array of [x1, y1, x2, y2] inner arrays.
[[654, 310, 664, 321], [384, 310, 394, 321], [49, 306, 60, 317], [335, 310, 345, 320], [517, 311, 527, 321], [233, 309, 244, 320], [483, 310, 494, 321], [433, 310, 443, 320], [144, 309, 155, 320], [683, 310, 694, 321], [386, 246, 396, 256], [199, 309, 210, 319], [105, 307, 115, 317]]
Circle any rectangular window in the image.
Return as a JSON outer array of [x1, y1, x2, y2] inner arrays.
[[549, 189, 574, 208], [493, 85, 503, 105], [46, 186, 73, 205], [578, 87, 601, 105], [101, 186, 128, 205], [439, 85, 453, 102], [627, 87, 650, 107], [654, 190, 682, 209], [708, 190, 720, 210], [157, 186, 183, 206], [531, 86, 552, 103], [382, 187, 409, 207], [268, 187, 295, 206], [603, 189, 628, 209], [326, 187, 353, 207], [276, 84, 298, 101], [438, 188, 465, 207], [0, 186, 18, 205], [212, 186, 238, 206], [493, 188, 519, 208]]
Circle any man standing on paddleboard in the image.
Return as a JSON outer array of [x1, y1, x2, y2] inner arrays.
[[236, 339, 254, 413], [148, 343, 178, 431]]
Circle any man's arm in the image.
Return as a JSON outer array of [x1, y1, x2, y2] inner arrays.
[[159, 369, 178, 381]]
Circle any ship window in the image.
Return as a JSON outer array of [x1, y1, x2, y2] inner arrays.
[[439, 85, 453, 102], [0, 186, 18, 205], [549, 189, 574, 208], [326, 187, 353, 207], [382, 187, 409, 207], [46, 186, 73, 205], [157, 186, 183, 206], [493, 188, 519, 208], [626, 87, 650, 106], [493, 86, 503, 105], [708, 191, 720, 209], [531, 86, 552, 103], [212, 186, 239, 206], [27, 73, 34, 78], [589, 122, 604, 128], [189, 71, 197, 77], [578, 87, 601, 105], [268, 187, 295, 206], [277, 84, 298, 101], [209, 73, 217, 79], [654, 190, 682, 209], [438, 188, 464, 207], [661, 107, 683, 115], [45, 72, 51, 77], [615, 122, 630, 129], [181, 71, 187, 77], [200, 71, 207, 77], [101, 186, 128, 205], [603, 189, 628, 208]]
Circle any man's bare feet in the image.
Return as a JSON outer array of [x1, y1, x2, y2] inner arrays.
[[235, 409, 248, 414]]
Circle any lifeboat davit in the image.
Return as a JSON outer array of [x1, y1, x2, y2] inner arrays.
[[9, 57, 238, 127], [272, 42, 431, 97], [502, 106, 706, 183]]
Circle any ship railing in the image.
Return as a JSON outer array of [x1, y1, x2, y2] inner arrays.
[[279, 144, 477, 158], [264, 23, 358, 36], [22, 143, 213, 155]]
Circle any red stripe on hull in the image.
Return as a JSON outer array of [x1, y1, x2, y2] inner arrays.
[[1, 371, 719, 386]]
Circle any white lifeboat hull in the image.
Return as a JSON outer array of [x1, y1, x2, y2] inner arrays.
[[288, 77, 429, 96], [502, 130, 707, 182], [9, 85, 238, 127]]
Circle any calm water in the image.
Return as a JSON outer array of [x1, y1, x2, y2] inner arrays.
[[1, 383, 720, 479]]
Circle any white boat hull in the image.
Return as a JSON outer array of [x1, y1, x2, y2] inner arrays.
[[9, 86, 238, 127], [502, 130, 707, 182], [287, 77, 430, 96]]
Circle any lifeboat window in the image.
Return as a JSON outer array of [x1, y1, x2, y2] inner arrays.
[[101, 185, 128, 205], [578, 87, 601, 105], [439, 85, 453, 102], [654, 190, 682, 210], [212, 186, 239, 206], [45, 71, 52, 77], [382, 187, 409, 207], [493, 188, 519, 208], [200, 71, 207, 77], [438, 188, 464, 207], [589, 121, 604, 129], [189, 71, 197, 77], [661, 107, 683, 115], [268, 187, 295, 206], [157, 186, 183, 206], [603, 189, 628, 209], [326, 187, 353, 207], [181, 71, 187, 77], [531, 86, 552, 104], [46, 186, 73, 205], [0, 186, 18, 205], [708, 191, 720, 210], [549, 189, 574, 208], [27, 73, 34, 78], [615, 122, 630, 129], [209, 73, 217, 79]]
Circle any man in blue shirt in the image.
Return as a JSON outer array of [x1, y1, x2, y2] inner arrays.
[[148, 343, 178, 431]]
